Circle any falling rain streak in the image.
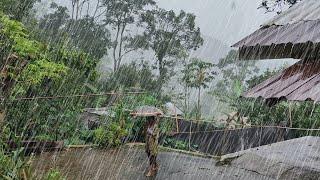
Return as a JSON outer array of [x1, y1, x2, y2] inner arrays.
[[1, 0, 320, 179]]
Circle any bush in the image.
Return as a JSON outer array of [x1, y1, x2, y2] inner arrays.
[[0, 148, 32, 179], [93, 122, 128, 147], [106, 123, 128, 147], [163, 137, 198, 151], [45, 169, 66, 180], [79, 130, 94, 143], [93, 126, 108, 147]]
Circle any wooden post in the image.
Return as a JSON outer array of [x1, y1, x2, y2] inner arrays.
[[188, 121, 192, 151]]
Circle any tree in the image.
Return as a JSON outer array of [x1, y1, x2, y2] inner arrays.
[[141, 9, 204, 84], [105, 61, 159, 92], [182, 58, 215, 119], [102, 0, 156, 71], [0, 13, 67, 127], [38, 3, 111, 60], [0, 0, 40, 21], [211, 50, 258, 113], [259, 0, 302, 13]]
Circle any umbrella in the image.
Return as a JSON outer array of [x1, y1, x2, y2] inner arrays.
[[130, 106, 163, 117]]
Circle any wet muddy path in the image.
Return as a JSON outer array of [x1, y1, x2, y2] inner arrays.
[[31, 145, 272, 180]]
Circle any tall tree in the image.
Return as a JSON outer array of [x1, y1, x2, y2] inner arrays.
[[0, 0, 40, 20], [211, 50, 259, 113], [182, 58, 215, 119], [38, 3, 110, 60], [0, 14, 67, 126], [141, 9, 204, 83], [102, 0, 156, 71]]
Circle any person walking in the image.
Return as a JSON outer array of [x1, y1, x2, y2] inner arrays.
[[145, 116, 160, 177], [130, 106, 163, 177]]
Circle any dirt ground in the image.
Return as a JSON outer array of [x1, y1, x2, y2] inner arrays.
[[31, 145, 273, 180]]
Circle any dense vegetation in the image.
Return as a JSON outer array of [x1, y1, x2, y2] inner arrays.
[[0, 0, 318, 178]]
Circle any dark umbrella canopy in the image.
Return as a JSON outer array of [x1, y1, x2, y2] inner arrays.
[[130, 106, 163, 117]]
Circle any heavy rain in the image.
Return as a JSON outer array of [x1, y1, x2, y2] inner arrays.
[[0, 0, 319, 179]]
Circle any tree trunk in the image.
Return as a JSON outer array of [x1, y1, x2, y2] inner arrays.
[[116, 24, 126, 71], [288, 103, 293, 128], [113, 24, 121, 72], [158, 59, 166, 86], [197, 88, 201, 120], [184, 86, 188, 114], [71, 0, 75, 19], [76, 0, 80, 20], [0, 107, 5, 128]]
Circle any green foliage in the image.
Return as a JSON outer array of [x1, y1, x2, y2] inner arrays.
[[93, 126, 109, 147], [0, 13, 67, 95], [93, 122, 128, 147], [0, 0, 203, 153], [0, 148, 32, 180], [212, 50, 259, 112], [38, 4, 111, 59], [0, 126, 11, 148], [163, 138, 198, 151], [182, 58, 215, 118], [1, 13, 100, 141], [102, 0, 156, 71], [0, 0, 39, 20], [78, 130, 94, 144], [182, 58, 215, 89], [45, 169, 66, 180], [106, 123, 128, 147], [105, 62, 160, 92], [0, 14, 40, 57], [141, 9, 204, 82], [20, 59, 67, 85]]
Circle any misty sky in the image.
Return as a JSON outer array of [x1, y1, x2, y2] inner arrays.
[[52, 0, 274, 46], [157, 0, 274, 46]]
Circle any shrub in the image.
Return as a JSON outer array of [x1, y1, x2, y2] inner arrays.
[[0, 148, 32, 179], [45, 169, 66, 180], [163, 137, 198, 151], [106, 123, 128, 147], [93, 122, 128, 147], [93, 126, 108, 147]]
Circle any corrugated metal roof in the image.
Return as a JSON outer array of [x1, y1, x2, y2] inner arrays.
[[233, 0, 320, 60], [164, 102, 184, 116], [130, 106, 163, 117], [84, 108, 114, 116], [243, 61, 320, 102], [233, 20, 320, 47], [263, 0, 320, 26]]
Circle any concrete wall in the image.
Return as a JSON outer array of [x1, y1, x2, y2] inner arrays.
[[164, 120, 289, 156]]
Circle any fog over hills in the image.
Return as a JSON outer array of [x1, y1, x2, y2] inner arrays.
[[53, 0, 273, 61], [191, 35, 230, 62], [46, 0, 293, 117]]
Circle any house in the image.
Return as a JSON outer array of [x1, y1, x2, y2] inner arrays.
[[80, 108, 115, 129], [163, 102, 184, 117], [233, 0, 320, 102]]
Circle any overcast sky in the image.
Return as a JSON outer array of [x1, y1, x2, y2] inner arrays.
[[157, 0, 274, 45], [52, 0, 274, 46]]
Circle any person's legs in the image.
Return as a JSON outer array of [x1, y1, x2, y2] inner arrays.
[[150, 155, 158, 170], [145, 138, 159, 176]]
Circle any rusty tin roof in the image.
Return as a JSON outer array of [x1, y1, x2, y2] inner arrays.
[[233, 0, 320, 60], [243, 61, 320, 102], [233, 20, 320, 47], [263, 0, 320, 26], [130, 106, 163, 117]]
